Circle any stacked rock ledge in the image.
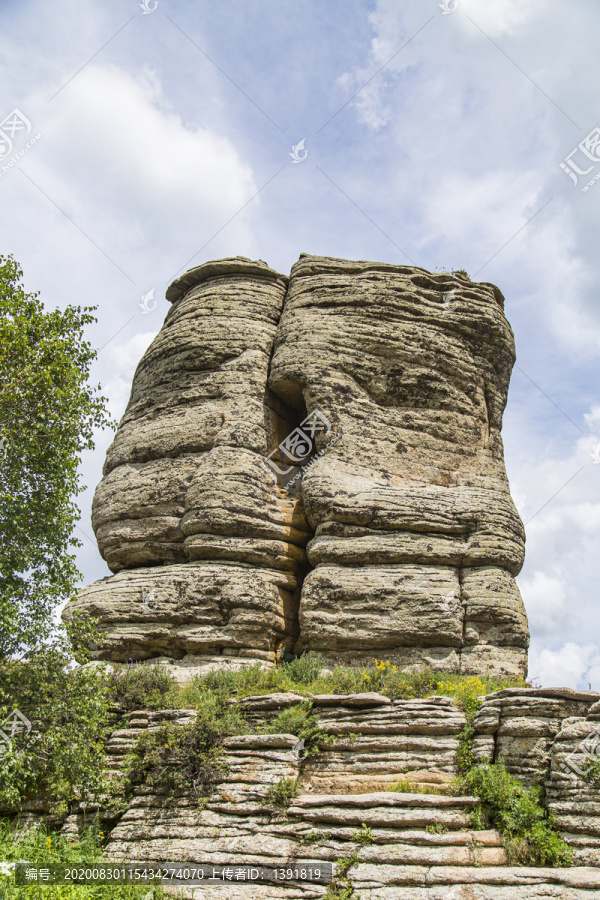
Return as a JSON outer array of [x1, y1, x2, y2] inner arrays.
[[64, 255, 530, 680], [42, 691, 600, 899]]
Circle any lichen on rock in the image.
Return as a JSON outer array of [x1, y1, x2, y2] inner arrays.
[[64, 255, 529, 679]]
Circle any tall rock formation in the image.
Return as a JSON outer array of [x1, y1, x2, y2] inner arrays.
[[64, 255, 529, 678]]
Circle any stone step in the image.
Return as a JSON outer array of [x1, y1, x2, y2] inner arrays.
[[286, 790, 479, 831], [162, 887, 598, 899], [295, 827, 503, 848], [107, 835, 505, 868], [291, 792, 479, 809], [288, 807, 473, 831], [351, 863, 600, 890]]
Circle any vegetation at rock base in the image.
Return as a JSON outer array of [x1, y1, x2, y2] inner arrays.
[[121, 692, 247, 806], [425, 823, 448, 834], [302, 830, 332, 844], [0, 819, 164, 899], [0, 641, 112, 817], [350, 823, 374, 846], [176, 655, 523, 707], [459, 763, 574, 867], [388, 778, 449, 795], [263, 776, 299, 810], [264, 700, 332, 757], [107, 665, 178, 713], [582, 756, 600, 787], [324, 850, 360, 899], [0, 646, 527, 826]]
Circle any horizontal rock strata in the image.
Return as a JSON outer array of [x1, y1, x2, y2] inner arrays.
[[545, 699, 600, 866], [83, 693, 600, 898], [66, 255, 529, 678], [66, 259, 309, 665], [473, 688, 600, 786], [270, 256, 527, 676]]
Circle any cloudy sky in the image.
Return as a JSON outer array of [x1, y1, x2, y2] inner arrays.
[[1, 0, 599, 688]]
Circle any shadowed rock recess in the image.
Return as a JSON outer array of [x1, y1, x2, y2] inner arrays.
[[64, 255, 529, 678]]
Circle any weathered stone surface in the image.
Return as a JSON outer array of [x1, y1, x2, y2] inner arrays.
[[68, 255, 528, 676], [31, 694, 597, 897], [91, 698, 600, 899], [473, 689, 599, 788], [64, 257, 308, 666], [269, 256, 527, 676], [545, 714, 600, 866], [66, 562, 299, 662]]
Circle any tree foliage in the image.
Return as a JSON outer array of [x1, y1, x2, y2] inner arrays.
[[0, 639, 112, 815], [0, 253, 112, 658], [0, 254, 114, 814]]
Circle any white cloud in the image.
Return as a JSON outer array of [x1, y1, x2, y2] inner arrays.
[[458, 0, 546, 37], [335, 0, 600, 355], [103, 330, 159, 422], [519, 570, 567, 635], [529, 642, 600, 690], [26, 62, 258, 278]]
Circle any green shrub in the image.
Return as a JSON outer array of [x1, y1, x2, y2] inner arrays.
[[123, 693, 247, 803], [0, 818, 164, 899], [324, 850, 360, 899], [582, 756, 600, 787], [456, 723, 476, 774], [0, 649, 112, 816], [464, 764, 573, 867], [264, 701, 329, 757], [282, 653, 324, 684], [264, 777, 299, 809], [351, 823, 374, 845], [107, 664, 177, 712]]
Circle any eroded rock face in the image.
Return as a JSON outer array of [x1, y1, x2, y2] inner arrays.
[[473, 688, 600, 786], [65, 255, 528, 676], [270, 256, 527, 676], [52, 693, 600, 886], [67, 258, 308, 664]]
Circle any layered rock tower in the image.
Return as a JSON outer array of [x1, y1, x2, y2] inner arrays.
[[65, 255, 529, 677]]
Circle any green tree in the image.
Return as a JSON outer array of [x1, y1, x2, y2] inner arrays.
[[0, 254, 115, 814], [0, 253, 112, 657], [0, 645, 112, 815]]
